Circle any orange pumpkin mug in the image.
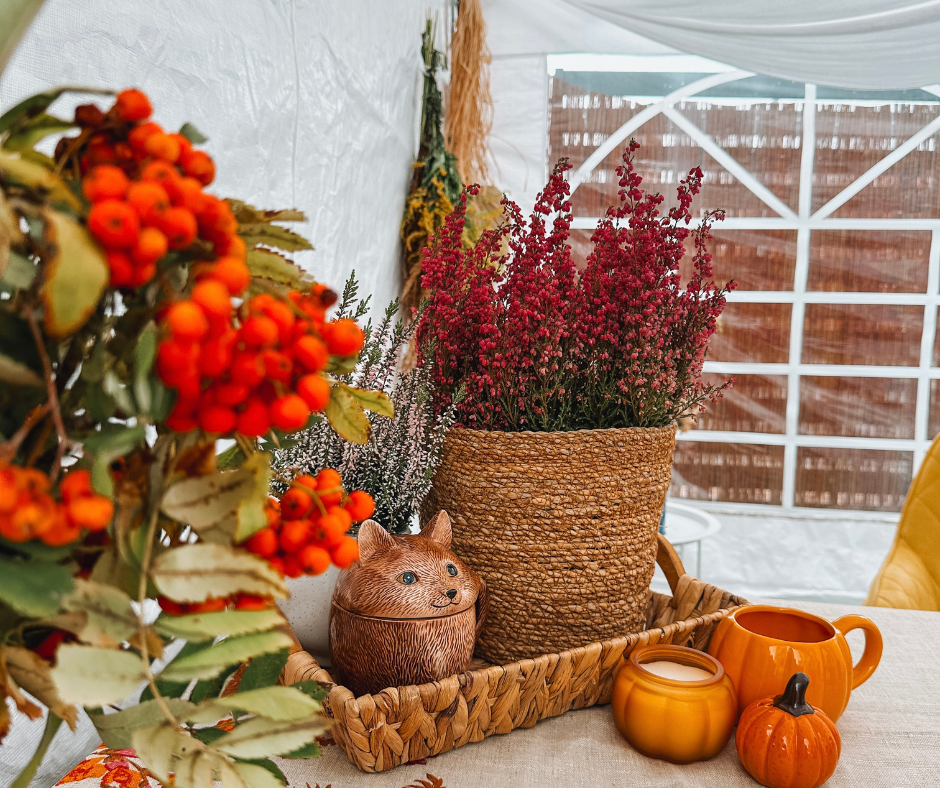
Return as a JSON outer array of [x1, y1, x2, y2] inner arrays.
[[708, 605, 882, 721]]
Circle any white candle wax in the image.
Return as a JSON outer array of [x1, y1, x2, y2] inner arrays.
[[642, 660, 713, 682]]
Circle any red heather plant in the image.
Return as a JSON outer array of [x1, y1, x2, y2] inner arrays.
[[417, 141, 735, 432]]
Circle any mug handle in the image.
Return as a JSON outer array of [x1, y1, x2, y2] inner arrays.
[[832, 614, 883, 689]]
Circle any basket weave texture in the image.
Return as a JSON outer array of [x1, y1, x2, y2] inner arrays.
[[280, 535, 747, 774], [420, 425, 677, 662]]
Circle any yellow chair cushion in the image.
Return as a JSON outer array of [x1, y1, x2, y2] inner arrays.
[[866, 436, 940, 611]]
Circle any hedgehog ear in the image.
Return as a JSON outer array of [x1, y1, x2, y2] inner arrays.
[[421, 510, 452, 549], [357, 520, 395, 561]]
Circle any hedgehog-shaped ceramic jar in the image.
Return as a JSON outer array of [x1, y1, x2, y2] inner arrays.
[[329, 510, 488, 696]]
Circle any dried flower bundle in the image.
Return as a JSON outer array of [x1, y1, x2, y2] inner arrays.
[[417, 141, 735, 432]]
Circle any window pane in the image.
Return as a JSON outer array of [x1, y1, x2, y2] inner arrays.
[[801, 304, 922, 366], [672, 442, 785, 505], [694, 374, 787, 433], [808, 230, 930, 293], [795, 447, 912, 511], [929, 380, 940, 440], [799, 377, 917, 439], [710, 302, 791, 363], [681, 229, 796, 291], [812, 102, 940, 218]]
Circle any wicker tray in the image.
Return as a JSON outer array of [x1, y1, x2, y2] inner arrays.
[[279, 533, 748, 773]]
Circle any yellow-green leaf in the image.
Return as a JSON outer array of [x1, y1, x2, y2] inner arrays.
[[51, 645, 146, 705], [0, 190, 16, 278], [0, 351, 42, 386], [325, 384, 371, 444], [224, 761, 286, 788], [212, 714, 329, 759], [0, 150, 81, 210], [151, 543, 287, 603], [158, 630, 293, 682], [228, 199, 305, 224], [2, 251, 37, 289], [153, 607, 286, 641], [88, 698, 196, 749], [61, 578, 138, 647], [0, 85, 111, 136], [246, 248, 312, 290], [343, 384, 394, 419], [0, 556, 74, 616], [4, 646, 79, 730], [132, 722, 207, 785], [41, 209, 109, 337], [240, 224, 312, 253], [4, 113, 75, 152], [188, 685, 320, 724]]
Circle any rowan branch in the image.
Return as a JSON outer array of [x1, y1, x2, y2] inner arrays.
[[25, 310, 72, 482]]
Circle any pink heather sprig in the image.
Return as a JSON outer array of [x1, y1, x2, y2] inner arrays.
[[417, 142, 734, 431]]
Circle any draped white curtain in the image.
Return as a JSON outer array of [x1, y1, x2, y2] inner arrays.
[[485, 0, 940, 90]]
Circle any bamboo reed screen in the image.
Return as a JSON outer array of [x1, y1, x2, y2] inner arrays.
[[549, 72, 940, 513]]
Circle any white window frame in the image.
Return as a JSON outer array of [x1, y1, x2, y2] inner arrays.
[[557, 62, 940, 512]]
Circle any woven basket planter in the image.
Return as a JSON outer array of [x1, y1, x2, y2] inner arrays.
[[279, 535, 747, 773], [420, 424, 677, 662]]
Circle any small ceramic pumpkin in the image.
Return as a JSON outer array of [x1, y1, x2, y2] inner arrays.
[[736, 672, 842, 788], [329, 511, 487, 696]]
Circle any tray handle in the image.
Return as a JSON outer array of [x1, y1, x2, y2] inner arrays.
[[280, 622, 335, 687], [656, 532, 687, 595]]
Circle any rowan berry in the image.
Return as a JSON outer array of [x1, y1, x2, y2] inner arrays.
[[126, 181, 170, 224], [234, 594, 269, 611], [211, 257, 251, 295], [293, 475, 318, 493], [214, 234, 247, 260], [199, 331, 237, 377], [326, 504, 352, 531], [144, 132, 180, 163], [279, 519, 311, 552], [128, 122, 162, 151], [130, 261, 157, 287], [166, 300, 208, 342], [88, 199, 140, 248], [157, 340, 200, 384], [107, 251, 135, 288], [299, 544, 331, 575], [296, 374, 331, 412], [165, 409, 198, 433], [180, 149, 215, 186], [114, 89, 153, 122], [280, 487, 313, 520], [42, 520, 82, 547], [197, 196, 237, 237], [244, 527, 278, 558], [15, 468, 51, 494], [316, 468, 343, 506], [174, 176, 205, 213], [282, 555, 304, 579], [344, 490, 376, 522], [161, 207, 198, 250], [189, 596, 227, 613], [11, 499, 55, 539], [267, 556, 286, 576], [131, 226, 169, 267], [75, 103, 106, 128], [270, 395, 310, 432], [324, 319, 365, 357], [191, 279, 231, 322], [212, 380, 249, 408], [83, 165, 129, 202], [240, 316, 279, 349], [140, 160, 179, 188], [170, 133, 193, 157], [67, 496, 114, 531], [293, 335, 328, 372], [59, 470, 92, 502], [85, 140, 117, 167], [257, 299, 295, 342], [198, 404, 237, 434], [230, 351, 265, 387], [158, 596, 187, 616], [330, 536, 360, 569], [262, 350, 293, 384], [312, 514, 346, 549]]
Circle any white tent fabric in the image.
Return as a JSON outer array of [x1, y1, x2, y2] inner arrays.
[[485, 0, 940, 90]]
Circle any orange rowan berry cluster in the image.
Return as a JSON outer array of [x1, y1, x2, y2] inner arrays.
[[71, 88, 230, 288], [0, 467, 113, 547], [157, 592, 272, 616], [158, 281, 365, 436], [243, 468, 374, 578]]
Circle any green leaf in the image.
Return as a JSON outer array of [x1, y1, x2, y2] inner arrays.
[[0, 85, 112, 135], [343, 384, 394, 419], [290, 680, 329, 703], [240, 224, 313, 253], [158, 630, 293, 682], [228, 200, 306, 225], [0, 150, 81, 211], [325, 384, 371, 444], [154, 608, 286, 642], [237, 648, 289, 694], [131, 722, 205, 785], [216, 442, 246, 470], [161, 452, 271, 544], [133, 322, 158, 414], [0, 556, 74, 616], [189, 685, 320, 724], [1, 252, 37, 289], [326, 354, 358, 375], [82, 423, 146, 497], [281, 741, 321, 759], [0, 351, 42, 386], [190, 725, 226, 744], [5, 646, 79, 729], [4, 113, 75, 152], [40, 209, 109, 337], [245, 248, 312, 289], [60, 578, 138, 647], [189, 663, 239, 704], [50, 644, 147, 705], [88, 698, 196, 749], [178, 122, 208, 144], [228, 760, 287, 788], [0, 190, 16, 279], [212, 714, 329, 759], [140, 639, 204, 702]]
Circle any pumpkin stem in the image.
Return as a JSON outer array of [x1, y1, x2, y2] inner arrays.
[[773, 672, 815, 717]]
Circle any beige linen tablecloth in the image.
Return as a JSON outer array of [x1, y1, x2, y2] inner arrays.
[[274, 601, 940, 788]]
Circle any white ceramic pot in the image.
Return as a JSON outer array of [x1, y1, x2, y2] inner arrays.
[[277, 565, 341, 665]]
